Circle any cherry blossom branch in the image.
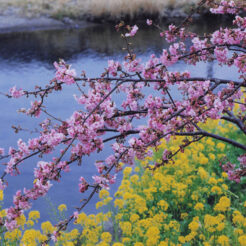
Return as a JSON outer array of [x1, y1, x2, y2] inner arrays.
[[103, 130, 140, 143], [43, 148, 129, 244], [41, 109, 64, 123], [222, 110, 246, 135], [174, 131, 246, 150], [148, 136, 204, 170]]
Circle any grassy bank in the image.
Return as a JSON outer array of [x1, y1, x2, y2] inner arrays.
[[0, 0, 201, 21]]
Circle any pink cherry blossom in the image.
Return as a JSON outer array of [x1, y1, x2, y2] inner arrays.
[[0, 148, 4, 155], [146, 19, 152, 26], [54, 60, 76, 85], [108, 60, 121, 76], [125, 25, 139, 37], [78, 177, 89, 193], [9, 86, 24, 98]]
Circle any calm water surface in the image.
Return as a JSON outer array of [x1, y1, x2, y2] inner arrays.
[[0, 20, 238, 224]]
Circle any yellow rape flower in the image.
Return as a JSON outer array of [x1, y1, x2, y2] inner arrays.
[[130, 214, 140, 223], [222, 172, 228, 178], [199, 234, 205, 240], [206, 138, 215, 146], [233, 211, 244, 225], [58, 204, 67, 212], [28, 210, 40, 221], [115, 213, 123, 221], [114, 199, 124, 209], [181, 213, 188, 219], [123, 167, 132, 176], [179, 236, 186, 243], [194, 203, 204, 210], [123, 192, 134, 200], [185, 231, 197, 242], [169, 220, 180, 232], [214, 196, 231, 212], [191, 192, 199, 201], [238, 235, 246, 246], [96, 201, 104, 209], [82, 228, 99, 243], [134, 243, 144, 246], [234, 228, 243, 236], [62, 242, 74, 246], [159, 241, 169, 246], [200, 156, 208, 165], [103, 197, 113, 205], [217, 235, 230, 246], [16, 214, 26, 229], [158, 200, 169, 211], [146, 226, 160, 238], [198, 167, 208, 180], [4, 229, 22, 242], [208, 177, 217, 185], [75, 212, 87, 225], [99, 189, 110, 199], [97, 243, 110, 246], [189, 219, 200, 232], [204, 214, 224, 231], [146, 237, 159, 246], [217, 142, 225, 151], [122, 237, 131, 243], [0, 190, 3, 201], [211, 186, 222, 195], [120, 221, 132, 236], [0, 209, 6, 218], [26, 220, 35, 227], [21, 229, 43, 246], [101, 232, 112, 243], [209, 153, 215, 160], [130, 174, 139, 183], [217, 223, 225, 231], [41, 221, 55, 234], [221, 184, 228, 190]]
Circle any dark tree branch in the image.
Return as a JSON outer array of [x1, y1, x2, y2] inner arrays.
[[221, 110, 246, 135], [174, 130, 246, 151]]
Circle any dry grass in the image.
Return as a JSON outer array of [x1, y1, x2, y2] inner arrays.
[[0, 0, 201, 19]]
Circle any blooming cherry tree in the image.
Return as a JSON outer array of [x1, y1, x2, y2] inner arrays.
[[0, 0, 245, 243]]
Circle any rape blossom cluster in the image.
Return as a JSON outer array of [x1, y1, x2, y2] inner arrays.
[[77, 120, 246, 245], [1, 0, 245, 243], [1, 120, 245, 245]]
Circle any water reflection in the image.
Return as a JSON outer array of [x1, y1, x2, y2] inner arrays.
[[0, 18, 232, 63]]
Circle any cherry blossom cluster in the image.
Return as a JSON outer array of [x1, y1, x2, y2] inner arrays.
[[209, 0, 245, 14], [54, 59, 77, 85], [222, 154, 246, 183]]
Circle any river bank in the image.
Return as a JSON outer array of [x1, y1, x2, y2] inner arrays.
[[0, 0, 205, 34], [0, 0, 201, 20], [0, 0, 244, 34], [0, 14, 97, 33]]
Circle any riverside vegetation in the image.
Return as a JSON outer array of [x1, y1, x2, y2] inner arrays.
[[0, 0, 201, 20], [0, 0, 245, 245]]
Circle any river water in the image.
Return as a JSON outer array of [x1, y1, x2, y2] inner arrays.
[[0, 19, 238, 225]]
